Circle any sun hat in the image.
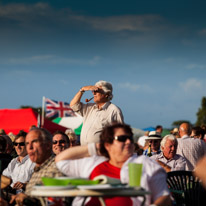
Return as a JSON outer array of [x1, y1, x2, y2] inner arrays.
[[146, 131, 162, 140]]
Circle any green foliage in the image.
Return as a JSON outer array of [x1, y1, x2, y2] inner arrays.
[[196, 97, 206, 126], [172, 120, 191, 128]]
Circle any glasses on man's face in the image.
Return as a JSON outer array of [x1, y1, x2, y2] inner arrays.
[[114, 135, 134, 143], [53, 140, 66, 145], [14, 142, 25, 147]]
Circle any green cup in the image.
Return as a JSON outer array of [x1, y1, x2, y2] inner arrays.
[[128, 163, 143, 187]]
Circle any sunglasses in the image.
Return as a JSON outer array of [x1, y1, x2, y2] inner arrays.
[[114, 135, 133, 143], [14, 142, 25, 146], [53, 140, 66, 145], [92, 89, 105, 94]]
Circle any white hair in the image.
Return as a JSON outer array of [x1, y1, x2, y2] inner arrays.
[[95, 80, 113, 100], [160, 134, 177, 151], [65, 129, 78, 141]]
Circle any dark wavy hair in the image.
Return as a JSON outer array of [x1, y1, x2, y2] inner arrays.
[[14, 130, 27, 142], [99, 122, 133, 158], [53, 130, 70, 144]]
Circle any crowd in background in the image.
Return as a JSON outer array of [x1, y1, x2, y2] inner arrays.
[[1, 80, 206, 206]]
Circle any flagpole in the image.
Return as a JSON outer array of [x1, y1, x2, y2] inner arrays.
[[42, 96, 45, 127], [37, 109, 41, 128]]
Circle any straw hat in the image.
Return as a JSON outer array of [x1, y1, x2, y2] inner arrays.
[[146, 131, 162, 140]]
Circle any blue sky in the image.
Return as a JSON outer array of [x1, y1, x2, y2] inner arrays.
[[1, 0, 206, 129]]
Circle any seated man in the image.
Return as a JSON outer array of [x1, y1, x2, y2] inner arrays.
[[143, 131, 162, 156], [52, 131, 70, 155], [3, 131, 35, 193], [10, 128, 64, 206], [56, 123, 172, 206], [150, 134, 186, 172]]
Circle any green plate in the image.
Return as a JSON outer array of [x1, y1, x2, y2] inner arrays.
[[42, 177, 99, 186]]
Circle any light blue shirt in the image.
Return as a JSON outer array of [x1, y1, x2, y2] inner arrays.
[[150, 152, 186, 171]]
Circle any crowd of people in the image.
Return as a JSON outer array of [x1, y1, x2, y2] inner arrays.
[[0, 80, 206, 206]]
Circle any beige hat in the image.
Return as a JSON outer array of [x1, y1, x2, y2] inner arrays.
[[172, 128, 178, 133], [146, 131, 162, 140]]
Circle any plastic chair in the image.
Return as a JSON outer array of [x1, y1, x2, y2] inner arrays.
[[167, 170, 206, 206]]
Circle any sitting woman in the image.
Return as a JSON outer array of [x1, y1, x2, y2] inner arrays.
[[55, 123, 171, 206]]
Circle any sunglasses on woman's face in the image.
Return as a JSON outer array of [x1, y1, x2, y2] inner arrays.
[[52, 140, 66, 145], [114, 135, 134, 143], [14, 142, 25, 146]]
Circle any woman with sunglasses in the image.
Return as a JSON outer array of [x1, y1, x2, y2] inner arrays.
[[55, 123, 171, 206], [2, 131, 35, 194]]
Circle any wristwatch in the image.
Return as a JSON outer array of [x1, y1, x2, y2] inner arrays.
[[79, 88, 85, 93]]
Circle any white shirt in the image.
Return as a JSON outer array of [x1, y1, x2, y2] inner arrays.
[[137, 135, 148, 147], [3, 155, 35, 187], [71, 102, 124, 145], [56, 155, 170, 206]]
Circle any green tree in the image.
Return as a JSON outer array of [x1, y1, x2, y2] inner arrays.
[[172, 120, 191, 128], [196, 97, 206, 126]]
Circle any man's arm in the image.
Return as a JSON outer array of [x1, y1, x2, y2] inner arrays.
[[194, 156, 206, 189], [10, 193, 41, 206], [55, 143, 100, 163], [156, 160, 171, 173], [12, 181, 27, 189], [70, 85, 98, 107]]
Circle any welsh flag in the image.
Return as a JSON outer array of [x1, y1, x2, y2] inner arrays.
[[52, 113, 83, 135]]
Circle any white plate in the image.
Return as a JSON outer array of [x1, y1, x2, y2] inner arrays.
[[33, 185, 75, 190], [77, 184, 131, 191]]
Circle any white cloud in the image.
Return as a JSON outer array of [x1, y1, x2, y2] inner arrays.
[[4, 55, 101, 66], [118, 82, 152, 92], [179, 78, 202, 92], [185, 64, 206, 70], [7, 55, 54, 64], [0, 3, 166, 34], [72, 15, 164, 32]]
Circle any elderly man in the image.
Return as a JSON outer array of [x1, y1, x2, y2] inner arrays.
[[52, 131, 70, 155], [55, 123, 171, 206], [150, 134, 186, 172], [70, 80, 124, 145], [177, 123, 206, 171], [65, 129, 79, 147], [3, 131, 35, 193], [143, 131, 162, 156], [11, 128, 63, 205]]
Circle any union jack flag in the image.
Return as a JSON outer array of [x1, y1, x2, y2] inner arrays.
[[45, 98, 76, 118]]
